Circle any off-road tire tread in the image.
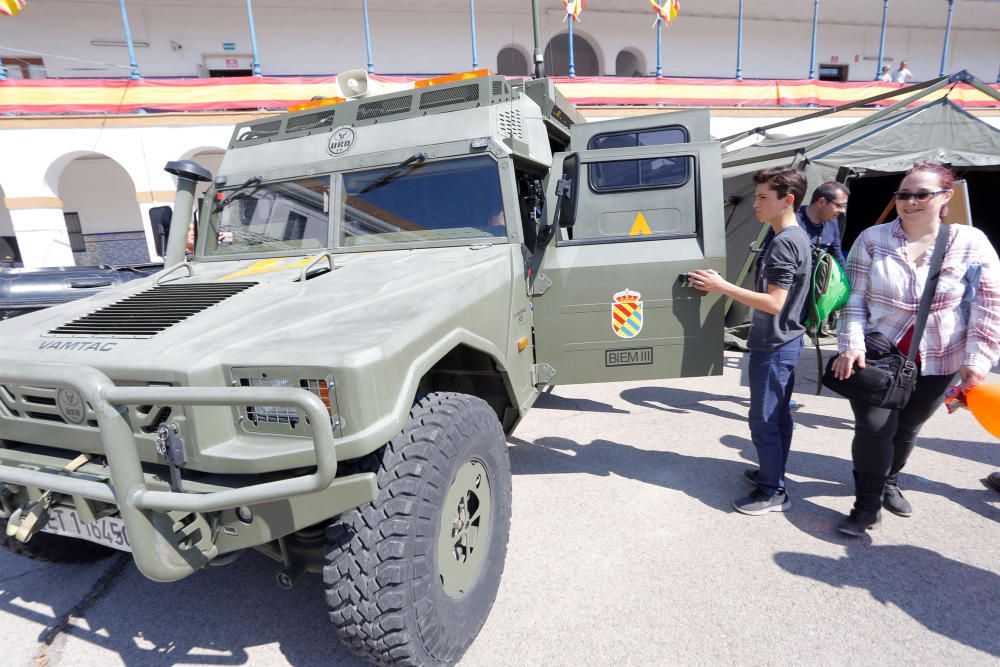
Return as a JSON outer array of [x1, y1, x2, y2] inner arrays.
[[323, 392, 511, 666], [0, 518, 116, 563]]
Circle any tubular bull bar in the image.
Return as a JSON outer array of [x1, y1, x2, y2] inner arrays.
[[0, 362, 338, 582]]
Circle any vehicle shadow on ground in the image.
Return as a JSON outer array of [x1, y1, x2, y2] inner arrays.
[[0, 550, 368, 666], [774, 543, 1000, 657], [508, 434, 855, 544], [533, 390, 628, 414], [619, 385, 855, 431]]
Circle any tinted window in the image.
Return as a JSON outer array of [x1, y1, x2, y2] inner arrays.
[[342, 156, 506, 246], [588, 126, 688, 192]]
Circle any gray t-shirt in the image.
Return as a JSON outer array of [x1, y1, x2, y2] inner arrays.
[[748, 225, 812, 351]]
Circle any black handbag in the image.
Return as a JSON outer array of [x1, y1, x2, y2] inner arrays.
[[822, 223, 949, 409]]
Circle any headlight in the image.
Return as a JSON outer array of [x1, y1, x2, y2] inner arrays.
[[231, 368, 342, 435]]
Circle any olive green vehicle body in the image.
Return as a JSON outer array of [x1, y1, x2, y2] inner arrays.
[[0, 75, 725, 582]]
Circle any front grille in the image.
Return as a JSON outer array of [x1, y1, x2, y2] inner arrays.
[[47, 282, 256, 339], [0, 382, 175, 432], [419, 83, 481, 110], [356, 95, 412, 121]]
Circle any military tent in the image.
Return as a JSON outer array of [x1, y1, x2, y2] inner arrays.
[[720, 87, 1000, 327]]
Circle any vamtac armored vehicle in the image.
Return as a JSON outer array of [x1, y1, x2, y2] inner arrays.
[[0, 69, 724, 665]]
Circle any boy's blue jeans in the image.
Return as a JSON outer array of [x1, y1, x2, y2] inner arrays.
[[747, 337, 803, 497]]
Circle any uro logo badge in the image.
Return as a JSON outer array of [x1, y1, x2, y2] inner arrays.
[[611, 289, 643, 339], [56, 388, 86, 424], [327, 126, 357, 156]]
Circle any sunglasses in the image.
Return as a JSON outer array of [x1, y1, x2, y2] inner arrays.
[[893, 190, 948, 202]]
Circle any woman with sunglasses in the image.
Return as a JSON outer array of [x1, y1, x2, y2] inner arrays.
[[830, 162, 1000, 536]]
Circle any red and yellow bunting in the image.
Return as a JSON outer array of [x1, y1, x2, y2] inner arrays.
[[0, 75, 997, 114], [562, 0, 584, 22], [649, 0, 679, 26], [0, 0, 26, 17]]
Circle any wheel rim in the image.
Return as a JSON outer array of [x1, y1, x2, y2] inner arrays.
[[437, 458, 492, 598]]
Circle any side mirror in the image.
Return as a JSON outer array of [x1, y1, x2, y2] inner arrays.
[[556, 152, 580, 228], [148, 205, 173, 258]]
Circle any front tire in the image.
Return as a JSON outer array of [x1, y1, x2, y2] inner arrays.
[[324, 392, 512, 666]]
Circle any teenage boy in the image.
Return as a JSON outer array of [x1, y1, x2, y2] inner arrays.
[[687, 167, 812, 515]]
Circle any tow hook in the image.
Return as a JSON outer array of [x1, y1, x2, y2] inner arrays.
[[154, 422, 188, 492], [5, 453, 91, 543]]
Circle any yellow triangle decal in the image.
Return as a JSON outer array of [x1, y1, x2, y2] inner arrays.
[[630, 212, 653, 236]]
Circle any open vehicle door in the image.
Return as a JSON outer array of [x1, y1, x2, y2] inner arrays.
[[531, 115, 725, 385]]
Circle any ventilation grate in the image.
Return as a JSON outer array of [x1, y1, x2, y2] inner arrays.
[[286, 108, 336, 133], [356, 95, 413, 121], [498, 110, 523, 139], [235, 120, 282, 142], [419, 83, 481, 110], [492, 80, 507, 97], [47, 283, 256, 339]]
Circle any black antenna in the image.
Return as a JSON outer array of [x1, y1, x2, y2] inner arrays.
[[531, 0, 544, 78]]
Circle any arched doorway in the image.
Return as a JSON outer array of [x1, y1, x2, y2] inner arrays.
[[615, 48, 645, 77], [0, 184, 18, 266], [497, 46, 530, 77], [543, 32, 599, 76], [56, 153, 145, 266]]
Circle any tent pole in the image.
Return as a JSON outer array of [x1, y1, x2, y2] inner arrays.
[[718, 75, 950, 147], [802, 76, 955, 154], [958, 72, 1000, 104]]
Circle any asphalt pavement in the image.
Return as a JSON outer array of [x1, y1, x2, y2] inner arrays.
[[2, 350, 998, 666]]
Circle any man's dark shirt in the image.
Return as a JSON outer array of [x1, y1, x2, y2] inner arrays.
[[758, 205, 846, 271]]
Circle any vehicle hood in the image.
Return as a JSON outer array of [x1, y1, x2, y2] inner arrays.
[[0, 245, 513, 378]]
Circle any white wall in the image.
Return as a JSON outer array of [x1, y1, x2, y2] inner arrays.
[[4, 2, 997, 81]]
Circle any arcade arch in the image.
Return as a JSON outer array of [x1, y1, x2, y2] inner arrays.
[[615, 48, 645, 77], [543, 31, 600, 77], [496, 45, 530, 76], [54, 152, 146, 266]]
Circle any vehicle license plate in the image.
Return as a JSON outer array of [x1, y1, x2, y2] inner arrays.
[[42, 506, 131, 552]]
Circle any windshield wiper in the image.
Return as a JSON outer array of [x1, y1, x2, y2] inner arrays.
[[212, 176, 263, 213], [359, 153, 428, 194]]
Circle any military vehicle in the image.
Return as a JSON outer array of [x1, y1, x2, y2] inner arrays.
[[0, 66, 724, 665]]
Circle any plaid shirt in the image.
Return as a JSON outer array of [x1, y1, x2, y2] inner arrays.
[[838, 219, 1000, 375]]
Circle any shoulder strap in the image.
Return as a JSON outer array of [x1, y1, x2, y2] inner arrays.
[[908, 223, 950, 362]]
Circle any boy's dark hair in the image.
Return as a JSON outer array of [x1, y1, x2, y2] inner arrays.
[[753, 167, 808, 210], [810, 181, 850, 205]]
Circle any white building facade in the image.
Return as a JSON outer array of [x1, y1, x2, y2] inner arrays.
[[1, 0, 998, 267]]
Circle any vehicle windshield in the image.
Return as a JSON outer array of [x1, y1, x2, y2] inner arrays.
[[342, 155, 506, 246], [204, 176, 331, 256]]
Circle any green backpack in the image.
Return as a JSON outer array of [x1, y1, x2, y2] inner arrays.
[[805, 245, 851, 394]]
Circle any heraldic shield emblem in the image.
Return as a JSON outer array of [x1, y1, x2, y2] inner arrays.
[[611, 289, 643, 339]]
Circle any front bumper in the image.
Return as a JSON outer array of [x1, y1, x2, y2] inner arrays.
[[0, 362, 360, 582]]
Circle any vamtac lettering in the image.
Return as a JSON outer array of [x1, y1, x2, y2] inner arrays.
[[38, 340, 118, 352]]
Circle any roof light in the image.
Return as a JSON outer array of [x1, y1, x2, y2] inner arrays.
[[288, 97, 346, 113], [414, 68, 492, 89]]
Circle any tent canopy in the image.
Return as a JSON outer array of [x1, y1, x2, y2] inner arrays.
[[720, 96, 1000, 325]]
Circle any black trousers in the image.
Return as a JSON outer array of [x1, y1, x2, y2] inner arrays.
[[849, 372, 957, 478]]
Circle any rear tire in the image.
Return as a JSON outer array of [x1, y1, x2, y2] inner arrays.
[[324, 392, 512, 666], [0, 517, 116, 564]]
